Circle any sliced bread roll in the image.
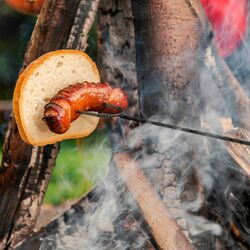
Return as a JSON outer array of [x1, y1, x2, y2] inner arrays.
[[13, 50, 100, 146]]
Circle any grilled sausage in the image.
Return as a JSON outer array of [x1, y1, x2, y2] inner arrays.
[[43, 82, 128, 134]]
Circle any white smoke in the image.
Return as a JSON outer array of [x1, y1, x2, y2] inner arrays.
[[38, 2, 250, 249]]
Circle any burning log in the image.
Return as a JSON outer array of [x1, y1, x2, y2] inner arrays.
[[114, 153, 192, 250]]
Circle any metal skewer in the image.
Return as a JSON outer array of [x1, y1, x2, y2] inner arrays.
[[77, 110, 250, 146]]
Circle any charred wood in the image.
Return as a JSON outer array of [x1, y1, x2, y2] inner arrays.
[[0, 0, 99, 248]]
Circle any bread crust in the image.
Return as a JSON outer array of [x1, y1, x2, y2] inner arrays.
[[13, 66, 30, 143], [13, 50, 100, 146]]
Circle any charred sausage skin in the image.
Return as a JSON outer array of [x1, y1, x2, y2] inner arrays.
[[43, 82, 128, 134]]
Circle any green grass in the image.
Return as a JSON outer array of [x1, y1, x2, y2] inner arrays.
[[0, 130, 111, 205], [44, 131, 111, 205]]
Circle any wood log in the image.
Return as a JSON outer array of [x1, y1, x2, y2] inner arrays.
[[204, 47, 250, 130], [0, 0, 99, 248], [131, 1, 213, 248], [98, 0, 191, 241], [224, 128, 250, 176], [219, 117, 250, 177], [97, 0, 139, 147], [132, 0, 203, 121], [205, 46, 250, 176], [114, 153, 192, 250]]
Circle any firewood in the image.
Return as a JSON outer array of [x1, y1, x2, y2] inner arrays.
[[223, 128, 250, 176], [204, 47, 250, 130], [113, 152, 192, 250], [205, 49, 250, 175]]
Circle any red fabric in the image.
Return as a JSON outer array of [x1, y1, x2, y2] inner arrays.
[[201, 0, 248, 57]]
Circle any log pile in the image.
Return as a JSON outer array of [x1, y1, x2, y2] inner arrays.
[[1, 0, 250, 249]]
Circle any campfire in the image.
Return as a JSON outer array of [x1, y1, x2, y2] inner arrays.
[[0, 0, 250, 249]]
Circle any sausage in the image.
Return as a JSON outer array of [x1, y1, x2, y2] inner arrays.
[[42, 82, 128, 134]]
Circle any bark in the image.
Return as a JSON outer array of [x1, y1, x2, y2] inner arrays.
[[98, 0, 192, 242], [131, 0, 214, 248], [132, 0, 202, 121], [15, 1, 211, 249], [97, 0, 139, 147], [0, 0, 99, 248]]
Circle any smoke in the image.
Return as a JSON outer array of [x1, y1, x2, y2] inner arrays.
[[198, 43, 250, 249], [38, 164, 152, 250], [186, 213, 222, 236], [37, 1, 250, 249], [126, 116, 223, 239]]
